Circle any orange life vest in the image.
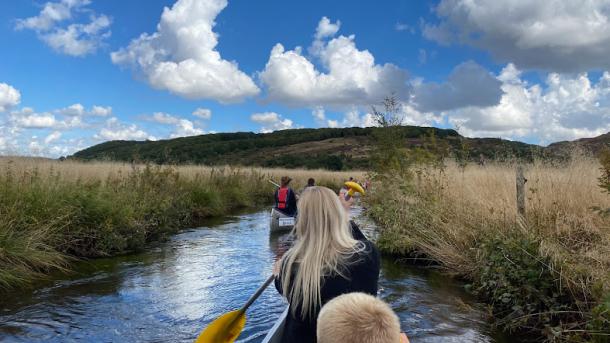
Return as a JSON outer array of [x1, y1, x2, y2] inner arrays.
[[277, 187, 289, 209]]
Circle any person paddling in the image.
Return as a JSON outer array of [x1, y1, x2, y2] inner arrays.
[[274, 176, 297, 216], [273, 186, 380, 343]]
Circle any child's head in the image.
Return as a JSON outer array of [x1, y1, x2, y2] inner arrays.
[[317, 293, 402, 343]]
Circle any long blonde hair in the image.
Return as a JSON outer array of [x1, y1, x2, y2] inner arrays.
[[280, 186, 362, 318]]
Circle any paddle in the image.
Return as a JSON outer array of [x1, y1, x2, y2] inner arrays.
[[195, 275, 276, 343]]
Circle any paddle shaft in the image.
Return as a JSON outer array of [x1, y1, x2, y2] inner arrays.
[[268, 180, 280, 188], [241, 274, 275, 312]]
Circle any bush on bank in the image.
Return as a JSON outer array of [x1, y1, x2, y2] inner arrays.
[[367, 159, 610, 342]]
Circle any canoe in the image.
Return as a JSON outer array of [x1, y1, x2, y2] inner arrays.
[[270, 208, 295, 232], [261, 307, 289, 343]]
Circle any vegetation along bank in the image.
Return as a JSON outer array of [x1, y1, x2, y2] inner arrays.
[[366, 153, 610, 342], [0, 157, 359, 291]]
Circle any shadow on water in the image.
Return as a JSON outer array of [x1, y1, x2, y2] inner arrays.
[[0, 208, 512, 342]]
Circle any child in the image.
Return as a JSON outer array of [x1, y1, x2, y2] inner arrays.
[[317, 292, 410, 343]]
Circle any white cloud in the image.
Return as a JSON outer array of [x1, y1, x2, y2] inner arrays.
[[170, 119, 204, 138], [146, 112, 205, 137], [446, 64, 610, 143], [12, 109, 58, 129], [0, 83, 21, 112], [412, 61, 504, 112], [57, 103, 112, 117], [95, 117, 153, 141], [15, 0, 89, 31], [192, 107, 212, 120], [250, 111, 293, 133], [312, 107, 327, 126], [260, 17, 410, 108], [423, 0, 610, 72], [44, 131, 62, 144], [111, 0, 259, 103], [41, 15, 111, 56], [315, 16, 341, 40], [90, 105, 112, 116], [337, 109, 377, 128], [251, 112, 280, 124], [57, 103, 85, 116], [149, 112, 180, 125], [15, 0, 111, 57]]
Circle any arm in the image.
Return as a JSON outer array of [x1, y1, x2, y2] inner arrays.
[[288, 189, 297, 211]]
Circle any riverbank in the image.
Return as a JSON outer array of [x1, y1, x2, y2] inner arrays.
[[366, 156, 610, 341], [0, 157, 361, 291]]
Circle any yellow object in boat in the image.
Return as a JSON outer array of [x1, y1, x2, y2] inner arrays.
[[345, 181, 365, 196]]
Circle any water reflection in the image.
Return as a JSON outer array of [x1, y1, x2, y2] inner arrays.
[[0, 209, 509, 342]]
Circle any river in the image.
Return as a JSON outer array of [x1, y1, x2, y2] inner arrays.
[[0, 208, 510, 342]]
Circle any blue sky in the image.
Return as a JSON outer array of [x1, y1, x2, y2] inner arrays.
[[1, 0, 609, 157]]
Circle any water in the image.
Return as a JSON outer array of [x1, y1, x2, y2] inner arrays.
[[0, 209, 510, 342]]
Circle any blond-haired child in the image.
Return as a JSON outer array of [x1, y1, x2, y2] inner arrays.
[[317, 292, 409, 343]]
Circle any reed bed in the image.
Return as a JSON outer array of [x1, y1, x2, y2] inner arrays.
[[0, 157, 360, 290], [367, 156, 610, 341]]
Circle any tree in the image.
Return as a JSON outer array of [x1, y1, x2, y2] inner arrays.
[[369, 94, 411, 178]]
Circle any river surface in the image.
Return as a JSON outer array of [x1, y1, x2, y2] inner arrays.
[[0, 208, 510, 342]]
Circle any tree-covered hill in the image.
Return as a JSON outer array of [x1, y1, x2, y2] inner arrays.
[[70, 126, 575, 170]]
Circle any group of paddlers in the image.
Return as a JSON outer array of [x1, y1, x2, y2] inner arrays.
[[271, 177, 409, 343]]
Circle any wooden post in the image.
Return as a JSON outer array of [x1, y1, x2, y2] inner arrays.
[[516, 165, 526, 219]]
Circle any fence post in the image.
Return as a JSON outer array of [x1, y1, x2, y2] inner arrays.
[[516, 165, 526, 219]]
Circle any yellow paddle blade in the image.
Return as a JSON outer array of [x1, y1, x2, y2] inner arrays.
[[195, 310, 246, 343], [345, 181, 365, 196]]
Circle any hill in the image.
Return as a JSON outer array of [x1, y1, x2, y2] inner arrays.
[[69, 126, 558, 170], [546, 132, 610, 156]]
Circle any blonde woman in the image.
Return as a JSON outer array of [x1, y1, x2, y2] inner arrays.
[[273, 186, 380, 343]]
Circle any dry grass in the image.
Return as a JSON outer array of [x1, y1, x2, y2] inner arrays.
[[368, 156, 610, 340], [0, 157, 360, 290], [0, 157, 363, 189]]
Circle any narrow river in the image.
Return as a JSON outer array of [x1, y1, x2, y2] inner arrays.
[[0, 208, 510, 342]]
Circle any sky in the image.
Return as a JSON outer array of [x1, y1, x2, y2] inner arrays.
[[1, 0, 610, 157]]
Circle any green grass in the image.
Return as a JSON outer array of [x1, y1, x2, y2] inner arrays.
[[0, 163, 275, 290]]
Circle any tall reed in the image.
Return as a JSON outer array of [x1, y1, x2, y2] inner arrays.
[[0, 157, 360, 290], [367, 156, 610, 341]]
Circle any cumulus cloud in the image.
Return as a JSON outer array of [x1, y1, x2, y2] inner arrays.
[[146, 112, 205, 138], [95, 117, 153, 141], [446, 64, 610, 143], [192, 107, 212, 120], [8, 106, 86, 130], [90, 105, 112, 116], [15, 0, 88, 31], [57, 103, 85, 116], [0, 83, 21, 112], [149, 112, 180, 125], [41, 15, 112, 56], [57, 103, 112, 117], [423, 0, 610, 72], [170, 119, 204, 138], [260, 17, 410, 108], [315, 16, 341, 40], [412, 61, 503, 112], [111, 0, 259, 103], [10, 108, 57, 128], [15, 0, 111, 57], [250, 112, 293, 133]]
